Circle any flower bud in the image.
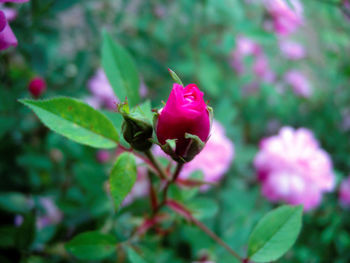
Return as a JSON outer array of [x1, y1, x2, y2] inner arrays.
[[155, 83, 211, 162], [28, 77, 46, 98], [119, 102, 153, 152]]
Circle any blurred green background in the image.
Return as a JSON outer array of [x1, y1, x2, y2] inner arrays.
[[1, 0, 350, 262]]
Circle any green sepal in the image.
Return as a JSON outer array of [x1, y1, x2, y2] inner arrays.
[[154, 134, 205, 163], [183, 133, 205, 162], [207, 105, 214, 128], [168, 68, 184, 86], [118, 101, 153, 152]]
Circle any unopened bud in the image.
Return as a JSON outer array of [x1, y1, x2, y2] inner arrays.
[[28, 77, 46, 98]]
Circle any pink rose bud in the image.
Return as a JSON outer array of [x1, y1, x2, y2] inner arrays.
[[156, 83, 211, 160], [28, 77, 46, 98]]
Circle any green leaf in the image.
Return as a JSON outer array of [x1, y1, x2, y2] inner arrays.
[[15, 213, 36, 250], [19, 97, 119, 149], [0, 226, 16, 248], [247, 205, 303, 262], [0, 192, 30, 213], [127, 247, 148, 263], [102, 31, 140, 107], [65, 231, 116, 260], [109, 152, 137, 210], [188, 197, 218, 220]]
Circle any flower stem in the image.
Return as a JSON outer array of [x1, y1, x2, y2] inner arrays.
[[144, 150, 168, 180], [161, 162, 184, 202], [152, 162, 184, 214], [191, 217, 243, 262], [167, 200, 244, 262], [172, 162, 184, 182]]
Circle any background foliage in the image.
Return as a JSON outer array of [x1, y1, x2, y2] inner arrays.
[[1, 0, 350, 262]]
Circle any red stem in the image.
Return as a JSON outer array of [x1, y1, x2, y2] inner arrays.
[[166, 200, 244, 262]]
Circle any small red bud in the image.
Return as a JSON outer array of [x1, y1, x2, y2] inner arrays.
[[96, 150, 110, 163], [28, 77, 46, 98]]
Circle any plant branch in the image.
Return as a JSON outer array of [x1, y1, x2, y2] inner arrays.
[[118, 145, 151, 166], [162, 162, 184, 199], [166, 200, 244, 262], [191, 217, 243, 262], [155, 162, 184, 212], [144, 149, 169, 180]]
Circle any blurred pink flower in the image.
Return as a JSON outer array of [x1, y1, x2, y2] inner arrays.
[[0, 10, 17, 50], [86, 68, 147, 109], [154, 5, 166, 18], [179, 120, 234, 187], [15, 197, 62, 229], [253, 54, 275, 83], [279, 40, 306, 60], [342, 0, 350, 21], [87, 68, 118, 110], [254, 127, 335, 211], [230, 36, 261, 74], [340, 108, 350, 131], [235, 35, 261, 57], [0, 4, 17, 21], [85, 96, 102, 109], [284, 70, 312, 98], [0, 0, 29, 51], [339, 176, 350, 207], [264, 0, 303, 36], [139, 79, 148, 98], [37, 197, 63, 229], [96, 150, 110, 163]]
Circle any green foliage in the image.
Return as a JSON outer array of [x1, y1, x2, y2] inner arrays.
[[2, 0, 350, 262], [187, 197, 219, 220], [0, 192, 30, 213], [15, 213, 36, 250], [20, 98, 119, 149], [65, 231, 117, 260], [109, 152, 137, 210], [127, 247, 148, 263], [247, 205, 303, 262], [102, 31, 140, 107]]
